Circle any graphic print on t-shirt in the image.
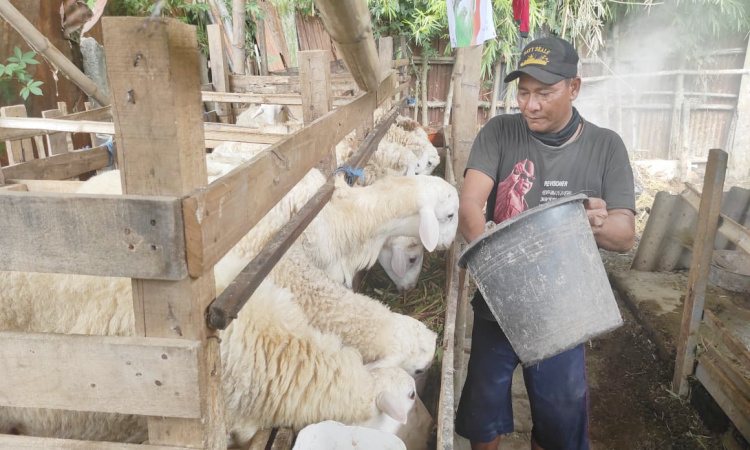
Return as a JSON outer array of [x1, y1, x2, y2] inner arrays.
[[540, 179, 573, 203], [493, 158, 535, 223]]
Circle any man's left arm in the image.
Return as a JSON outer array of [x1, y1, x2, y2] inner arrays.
[[585, 198, 635, 252]]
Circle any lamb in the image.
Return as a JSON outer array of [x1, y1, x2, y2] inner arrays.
[[0, 256, 416, 447], [298, 173, 459, 289]]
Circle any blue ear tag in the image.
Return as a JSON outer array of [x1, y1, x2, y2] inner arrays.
[[333, 165, 366, 186]]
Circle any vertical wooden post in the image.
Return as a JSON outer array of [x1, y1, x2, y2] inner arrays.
[[299, 50, 332, 125], [102, 17, 226, 448], [208, 23, 233, 123], [451, 44, 483, 189], [679, 102, 692, 181], [420, 50, 429, 126], [668, 60, 686, 160], [729, 38, 750, 181], [672, 148, 728, 397], [42, 108, 74, 155], [257, 18, 269, 76], [0, 105, 32, 164], [300, 50, 333, 175], [232, 0, 247, 75]]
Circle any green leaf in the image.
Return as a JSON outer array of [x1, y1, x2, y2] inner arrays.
[[20, 87, 29, 100], [22, 51, 39, 65], [13, 46, 22, 60], [7, 56, 20, 63], [28, 86, 42, 96], [4, 64, 17, 75], [29, 80, 43, 89]]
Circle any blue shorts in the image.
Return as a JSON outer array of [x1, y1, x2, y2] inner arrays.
[[455, 317, 590, 450]]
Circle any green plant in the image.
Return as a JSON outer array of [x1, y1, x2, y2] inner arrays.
[[0, 46, 43, 101]]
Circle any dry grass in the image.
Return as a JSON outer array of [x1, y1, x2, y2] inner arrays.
[[358, 249, 449, 342]]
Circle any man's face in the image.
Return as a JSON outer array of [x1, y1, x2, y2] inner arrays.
[[517, 74, 580, 134]]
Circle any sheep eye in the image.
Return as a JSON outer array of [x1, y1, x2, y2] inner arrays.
[[427, 162, 433, 167], [447, 213, 455, 220], [409, 257, 418, 264], [414, 369, 424, 375], [409, 390, 416, 400]]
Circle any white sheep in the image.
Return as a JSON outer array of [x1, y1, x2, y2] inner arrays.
[[386, 116, 440, 176], [254, 243, 438, 379], [0, 258, 416, 447], [299, 173, 459, 289], [378, 236, 425, 292]]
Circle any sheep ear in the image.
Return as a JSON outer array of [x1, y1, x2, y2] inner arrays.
[[405, 163, 416, 176], [376, 391, 409, 425], [391, 246, 407, 277], [418, 207, 439, 252], [365, 357, 393, 371]]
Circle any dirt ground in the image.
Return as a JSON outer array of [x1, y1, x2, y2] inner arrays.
[[589, 252, 726, 450]]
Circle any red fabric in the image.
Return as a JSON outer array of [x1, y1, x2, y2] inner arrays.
[[512, 0, 529, 37]]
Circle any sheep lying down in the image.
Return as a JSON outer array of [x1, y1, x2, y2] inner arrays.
[[0, 262, 416, 447]]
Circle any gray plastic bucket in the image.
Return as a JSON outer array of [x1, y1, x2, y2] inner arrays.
[[458, 194, 622, 366]]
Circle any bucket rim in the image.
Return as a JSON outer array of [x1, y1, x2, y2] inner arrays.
[[458, 193, 589, 269]]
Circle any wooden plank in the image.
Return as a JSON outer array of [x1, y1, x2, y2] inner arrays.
[[1, 105, 33, 164], [42, 109, 74, 155], [206, 180, 334, 329], [0, 116, 115, 137], [0, 183, 27, 191], [314, 0, 380, 92], [183, 91, 376, 278], [0, 191, 186, 278], [204, 122, 286, 144], [269, 428, 295, 450], [0, 145, 112, 180], [695, 358, 750, 440], [704, 309, 750, 370], [681, 185, 750, 255], [5, 179, 84, 193], [376, 71, 398, 107], [0, 106, 113, 142], [103, 17, 226, 448], [437, 238, 460, 450], [673, 148, 728, 396], [201, 91, 302, 104], [700, 334, 750, 399], [0, 331, 201, 417], [0, 435, 187, 450], [377, 36, 393, 110], [450, 45, 482, 189], [208, 23, 233, 123], [246, 428, 273, 450]]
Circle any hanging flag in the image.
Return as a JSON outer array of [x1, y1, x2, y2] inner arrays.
[[447, 0, 497, 48]]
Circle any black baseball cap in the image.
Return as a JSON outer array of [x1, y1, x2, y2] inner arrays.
[[504, 36, 579, 85]]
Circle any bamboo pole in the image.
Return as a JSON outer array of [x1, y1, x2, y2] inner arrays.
[[582, 69, 750, 84], [442, 51, 461, 143], [420, 50, 429, 126], [489, 61, 502, 120], [232, 0, 247, 75], [0, 0, 109, 106], [314, 0, 380, 92]]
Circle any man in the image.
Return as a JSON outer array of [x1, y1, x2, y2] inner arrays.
[[455, 36, 636, 450]]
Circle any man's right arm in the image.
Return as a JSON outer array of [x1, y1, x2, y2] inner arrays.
[[459, 169, 495, 244]]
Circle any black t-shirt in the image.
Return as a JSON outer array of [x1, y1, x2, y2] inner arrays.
[[465, 113, 636, 321]]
